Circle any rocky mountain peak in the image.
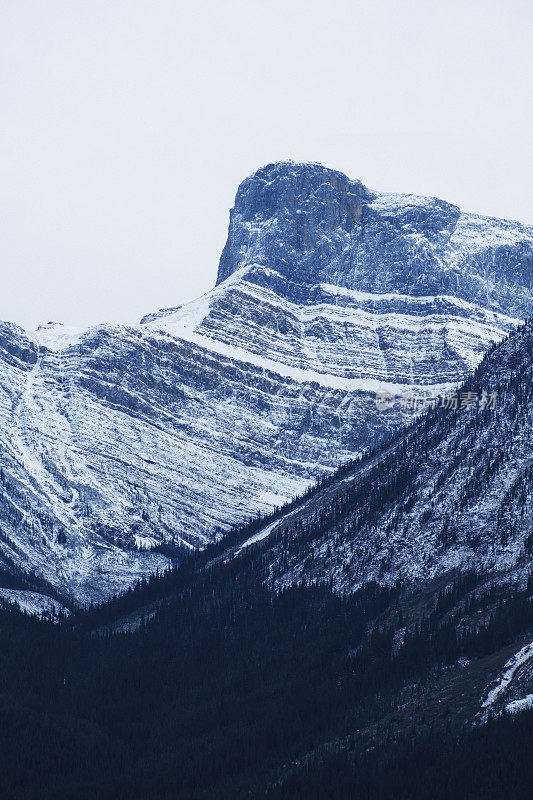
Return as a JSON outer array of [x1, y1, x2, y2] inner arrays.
[[216, 161, 370, 287], [216, 161, 533, 317]]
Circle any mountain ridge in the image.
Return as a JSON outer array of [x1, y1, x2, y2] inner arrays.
[[216, 317, 533, 593]]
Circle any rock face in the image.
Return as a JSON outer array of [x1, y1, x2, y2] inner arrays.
[[235, 319, 533, 594], [0, 162, 532, 604], [217, 162, 532, 316]]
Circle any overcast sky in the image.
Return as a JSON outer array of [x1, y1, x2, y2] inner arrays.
[[1, 0, 532, 330]]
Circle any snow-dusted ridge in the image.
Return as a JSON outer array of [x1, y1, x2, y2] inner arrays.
[[0, 588, 70, 619], [216, 318, 533, 640]]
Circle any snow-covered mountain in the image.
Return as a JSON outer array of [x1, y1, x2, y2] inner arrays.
[[0, 161, 532, 604], [228, 318, 533, 592]]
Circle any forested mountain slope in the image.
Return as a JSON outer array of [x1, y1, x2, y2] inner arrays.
[[210, 317, 533, 593]]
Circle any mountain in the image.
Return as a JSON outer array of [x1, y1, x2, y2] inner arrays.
[[0, 320, 531, 798], [0, 161, 532, 604], [206, 317, 532, 594]]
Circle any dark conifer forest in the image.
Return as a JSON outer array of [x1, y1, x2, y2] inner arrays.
[[1, 559, 533, 798]]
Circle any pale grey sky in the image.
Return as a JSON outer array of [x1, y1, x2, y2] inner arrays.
[[1, 0, 532, 330]]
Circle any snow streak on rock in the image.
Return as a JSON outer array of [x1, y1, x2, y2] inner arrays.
[[482, 641, 533, 710]]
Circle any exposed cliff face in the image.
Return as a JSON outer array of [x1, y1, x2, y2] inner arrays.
[[217, 162, 533, 317], [0, 162, 532, 605], [217, 163, 370, 287]]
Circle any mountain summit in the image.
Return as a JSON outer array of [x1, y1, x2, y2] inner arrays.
[[217, 161, 532, 316]]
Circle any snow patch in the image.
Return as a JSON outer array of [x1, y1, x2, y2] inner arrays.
[[506, 694, 533, 715], [33, 322, 85, 351], [482, 641, 533, 709], [134, 535, 157, 550]]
